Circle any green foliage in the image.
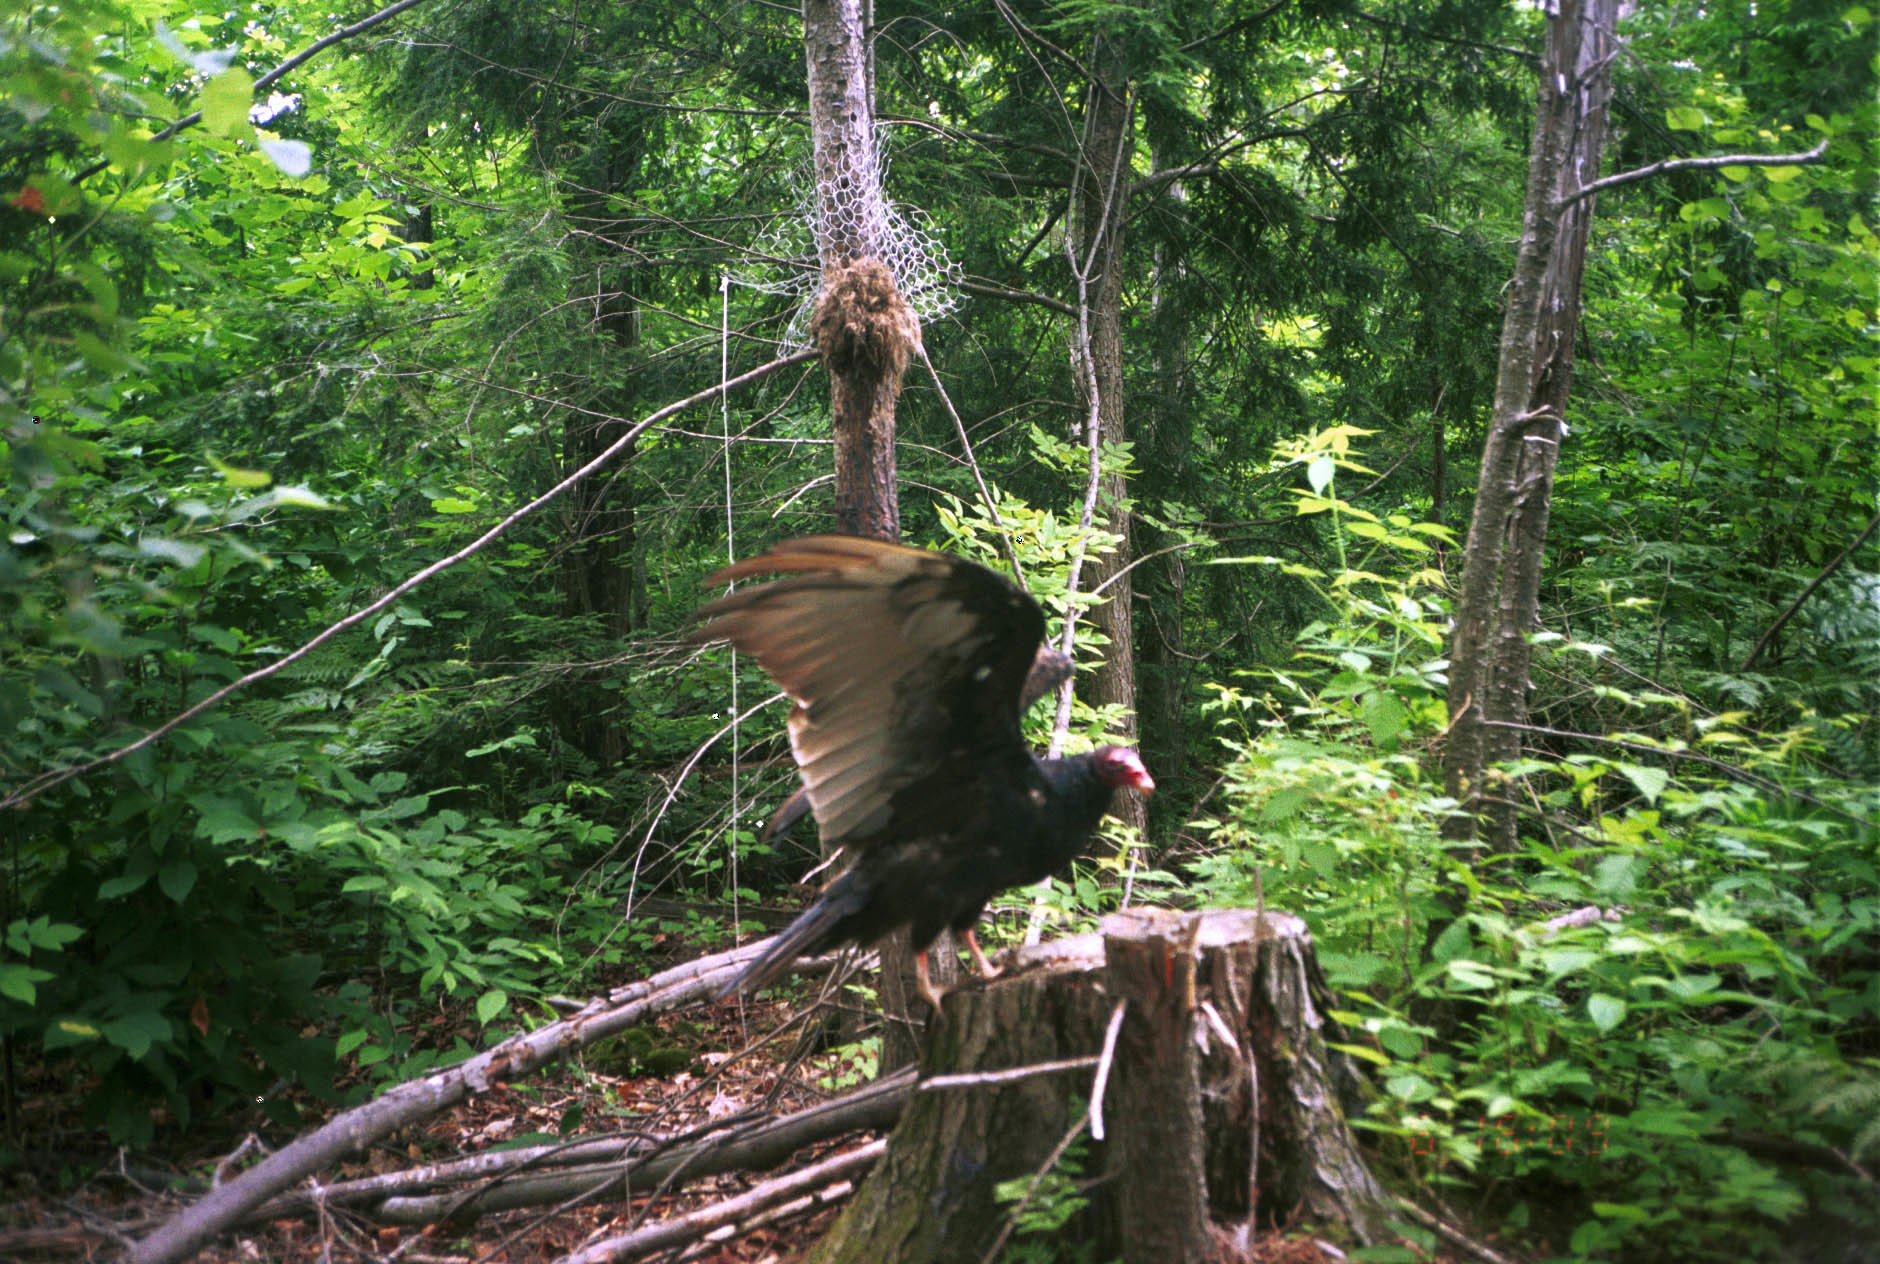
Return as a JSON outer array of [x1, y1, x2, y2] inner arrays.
[[994, 1133, 1100, 1264], [2, 11, 1873, 1264], [1193, 434, 1879, 1262]]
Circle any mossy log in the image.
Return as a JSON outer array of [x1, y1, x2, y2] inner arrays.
[[806, 907, 1392, 1263]]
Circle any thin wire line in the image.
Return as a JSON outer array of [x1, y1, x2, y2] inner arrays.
[[721, 273, 740, 938]]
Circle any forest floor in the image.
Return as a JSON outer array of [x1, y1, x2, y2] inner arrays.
[[1, 989, 871, 1262], [2, 954, 1409, 1263]]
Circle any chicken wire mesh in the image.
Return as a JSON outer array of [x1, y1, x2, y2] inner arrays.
[[732, 134, 961, 351]]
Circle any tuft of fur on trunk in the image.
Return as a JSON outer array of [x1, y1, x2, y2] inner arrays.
[[811, 259, 918, 380]]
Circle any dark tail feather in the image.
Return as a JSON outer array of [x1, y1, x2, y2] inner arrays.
[[719, 875, 863, 999]]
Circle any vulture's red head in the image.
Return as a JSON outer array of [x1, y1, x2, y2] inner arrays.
[[1092, 746, 1155, 795]]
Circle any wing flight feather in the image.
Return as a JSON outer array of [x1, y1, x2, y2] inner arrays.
[[691, 536, 1043, 855]]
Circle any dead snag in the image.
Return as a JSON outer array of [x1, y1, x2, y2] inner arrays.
[[806, 908, 1392, 1262]]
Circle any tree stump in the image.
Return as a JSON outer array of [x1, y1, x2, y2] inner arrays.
[[807, 908, 1392, 1263]]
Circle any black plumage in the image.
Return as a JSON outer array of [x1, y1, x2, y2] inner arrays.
[[691, 535, 1154, 1007]]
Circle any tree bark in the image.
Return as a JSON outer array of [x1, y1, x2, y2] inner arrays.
[[1442, 0, 1619, 854], [1074, 31, 1145, 836], [1105, 910, 1211, 1262], [1140, 157, 1193, 791], [800, 0, 938, 1066], [806, 909, 1390, 1262]]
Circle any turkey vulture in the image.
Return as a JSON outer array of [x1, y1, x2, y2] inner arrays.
[[691, 535, 1154, 1009]]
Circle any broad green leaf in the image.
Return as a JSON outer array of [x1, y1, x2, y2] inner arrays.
[[47, 1020, 102, 1049], [1618, 762, 1669, 804], [200, 68, 255, 139], [138, 536, 206, 568], [1587, 993, 1626, 1031], [271, 485, 335, 510], [157, 861, 197, 904], [1592, 1202, 1650, 1222], [0, 964, 54, 1005], [1666, 106, 1705, 131], [208, 453, 270, 488], [1360, 690, 1409, 745]]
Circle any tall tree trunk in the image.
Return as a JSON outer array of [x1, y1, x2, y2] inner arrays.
[[801, 0, 935, 1065], [1074, 32, 1145, 836], [1139, 137, 1192, 796], [1442, 0, 1619, 855]]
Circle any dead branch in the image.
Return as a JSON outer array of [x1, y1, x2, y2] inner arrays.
[[3, 348, 816, 813], [1742, 504, 1880, 670], [1564, 138, 1829, 206], [1392, 1196, 1530, 1264], [368, 1066, 913, 1223], [126, 936, 835, 1264], [556, 1138, 886, 1264], [74, 0, 438, 184]]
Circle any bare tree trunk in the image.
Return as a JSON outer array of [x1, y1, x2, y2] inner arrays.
[[1075, 32, 1145, 836], [800, 0, 939, 1066], [1442, 0, 1619, 854], [1140, 156, 1192, 790]]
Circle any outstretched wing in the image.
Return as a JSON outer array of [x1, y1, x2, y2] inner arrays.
[[691, 536, 1044, 851], [757, 642, 1073, 842]]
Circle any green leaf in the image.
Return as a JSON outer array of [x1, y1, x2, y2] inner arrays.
[[1617, 762, 1668, 804], [23, 176, 83, 217], [200, 68, 256, 139], [207, 453, 271, 488], [1666, 106, 1705, 131], [1591, 1202, 1650, 1222], [138, 536, 207, 568], [46, 1019, 102, 1049], [475, 989, 508, 1024], [1587, 993, 1626, 1032], [103, 1014, 169, 1060], [1431, 920, 1472, 963], [271, 485, 336, 510], [0, 964, 54, 1005], [157, 861, 197, 904], [1360, 690, 1409, 746], [1330, 1041, 1390, 1066]]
